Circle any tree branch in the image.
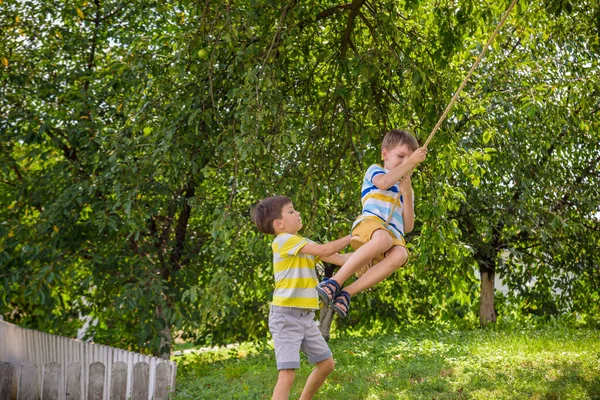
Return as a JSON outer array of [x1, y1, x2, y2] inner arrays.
[[170, 178, 196, 271], [298, 3, 352, 30], [0, 180, 17, 187], [551, 153, 600, 213], [45, 127, 77, 161], [340, 0, 366, 60]]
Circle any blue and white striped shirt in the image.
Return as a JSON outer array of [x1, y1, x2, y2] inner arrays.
[[352, 164, 406, 239]]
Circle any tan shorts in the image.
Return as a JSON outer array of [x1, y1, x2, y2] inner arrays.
[[351, 218, 407, 264], [269, 305, 332, 370]]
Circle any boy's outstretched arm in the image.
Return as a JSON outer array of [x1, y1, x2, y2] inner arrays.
[[320, 252, 353, 266], [373, 147, 427, 190], [300, 235, 351, 258]]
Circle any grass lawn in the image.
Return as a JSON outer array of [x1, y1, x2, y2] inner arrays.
[[173, 324, 600, 399]]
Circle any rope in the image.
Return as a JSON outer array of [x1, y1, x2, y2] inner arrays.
[[423, 0, 519, 148], [383, 0, 519, 228]]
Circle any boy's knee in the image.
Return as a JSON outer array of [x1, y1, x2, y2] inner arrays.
[[388, 246, 408, 268], [372, 230, 393, 251], [278, 369, 295, 384], [317, 357, 335, 374]]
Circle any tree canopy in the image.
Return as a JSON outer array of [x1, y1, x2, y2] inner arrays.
[[1, 0, 599, 357]]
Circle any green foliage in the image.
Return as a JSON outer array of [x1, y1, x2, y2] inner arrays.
[[1, 0, 599, 356]]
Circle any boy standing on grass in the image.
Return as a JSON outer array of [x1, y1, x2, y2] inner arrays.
[[251, 195, 351, 400], [316, 129, 427, 318]]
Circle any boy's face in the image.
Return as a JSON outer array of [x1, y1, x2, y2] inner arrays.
[[382, 144, 414, 170], [273, 203, 303, 234]]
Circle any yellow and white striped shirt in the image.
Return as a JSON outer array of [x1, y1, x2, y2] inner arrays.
[[271, 233, 320, 309]]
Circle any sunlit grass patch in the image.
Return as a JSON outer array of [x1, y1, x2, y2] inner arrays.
[[174, 325, 600, 399]]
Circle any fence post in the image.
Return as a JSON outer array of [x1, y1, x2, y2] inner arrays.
[[42, 362, 60, 400], [109, 361, 127, 400], [87, 362, 105, 400], [0, 362, 14, 400], [65, 362, 81, 400], [131, 362, 149, 400], [170, 364, 177, 394], [153, 362, 171, 400], [17, 362, 38, 400]]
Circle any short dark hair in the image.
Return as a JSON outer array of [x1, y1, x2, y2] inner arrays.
[[382, 129, 419, 152], [251, 195, 292, 234]]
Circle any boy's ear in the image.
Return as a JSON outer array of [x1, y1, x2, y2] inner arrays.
[[273, 218, 283, 231], [381, 147, 388, 161]]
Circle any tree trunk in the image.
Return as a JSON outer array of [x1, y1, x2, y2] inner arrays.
[[156, 305, 172, 360], [319, 304, 335, 342], [318, 263, 337, 341], [474, 229, 501, 326], [479, 267, 497, 325]]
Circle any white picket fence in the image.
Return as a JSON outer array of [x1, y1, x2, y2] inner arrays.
[[0, 318, 176, 399]]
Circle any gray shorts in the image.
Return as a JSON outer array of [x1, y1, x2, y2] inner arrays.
[[269, 305, 332, 370]]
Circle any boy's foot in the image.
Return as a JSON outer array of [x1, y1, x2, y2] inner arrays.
[[316, 278, 340, 306], [331, 291, 351, 318]]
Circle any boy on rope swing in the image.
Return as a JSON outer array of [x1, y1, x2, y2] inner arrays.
[[251, 195, 352, 400], [316, 129, 427, 318]]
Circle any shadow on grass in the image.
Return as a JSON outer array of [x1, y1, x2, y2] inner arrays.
[[174, 329, 600, 400], [327, 337, 464, 399], [527, 360, 600, 399], [421, 354, 600, 399], [175, 347, 275, 399]]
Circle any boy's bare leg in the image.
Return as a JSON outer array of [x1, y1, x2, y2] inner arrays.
[[273, 369, 295, 400], [299, 357, 335, 400], [330, 230, 393, 286], [344, 245, 408, 297]]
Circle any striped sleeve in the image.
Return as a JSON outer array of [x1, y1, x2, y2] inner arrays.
[[274, 233, 308, 257], [366, 164, 386, 182]]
